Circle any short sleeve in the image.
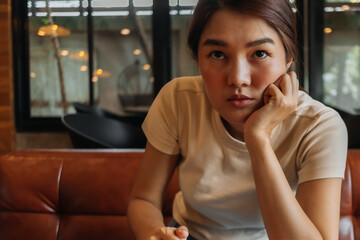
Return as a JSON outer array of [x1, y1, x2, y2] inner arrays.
[[297, 109, 348, 184], [142, 79, 181, 155]]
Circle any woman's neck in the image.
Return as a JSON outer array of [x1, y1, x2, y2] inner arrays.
[[221, 117, 245, 141]]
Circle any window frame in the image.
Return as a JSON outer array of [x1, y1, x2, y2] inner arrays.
[[13, 0, 65, 131], [307, 0, 325, 101], [12, 0, 172, 131]]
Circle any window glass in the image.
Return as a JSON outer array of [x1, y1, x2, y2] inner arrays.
[[133, 0, 152, 7], [93, 0, 154, 115], [170, 0, 199, 79], [169, 0, 178, 6], [93, 1, 153, 115], [28, 0, 88, 117], [323, 0, 360, 113], [91, 0, 129, 8], [179, 0, 198, 6], [28, 0, 154, 117], [94, 0, 154, 115]]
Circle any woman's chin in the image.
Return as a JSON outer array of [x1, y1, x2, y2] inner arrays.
[[221, 111, 252, 125], [220, 115, 248, 130]]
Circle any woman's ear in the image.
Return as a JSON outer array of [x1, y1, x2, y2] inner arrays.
[[286, 58, 293, 72]]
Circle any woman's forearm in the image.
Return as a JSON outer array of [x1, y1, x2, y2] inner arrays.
[[245, 134, 323, 239], [127, 142, 181, 240], [127, 198, 166, 240]]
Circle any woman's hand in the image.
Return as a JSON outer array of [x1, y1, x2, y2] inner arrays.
[[147, 226, 189, 240], [244, 71, 299, 141]]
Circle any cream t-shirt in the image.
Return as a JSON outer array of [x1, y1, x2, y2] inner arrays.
[[142, 76, 348, 240]]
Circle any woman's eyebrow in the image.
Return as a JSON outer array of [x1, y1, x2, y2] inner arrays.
[[202, 37, 275, 48], [246, 37, 275, 47], [202, 39, 228, 47]]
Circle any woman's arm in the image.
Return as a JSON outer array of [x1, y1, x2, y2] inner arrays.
[[244, 72, 341, 239], [296, 178, 342, 239], [127, 142, 188, 240], [246, 135, 340, 239]]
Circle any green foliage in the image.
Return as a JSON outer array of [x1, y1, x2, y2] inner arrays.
[[344, 46, 360, 100], [323, 45, 360, 108], [41, 18, 49, 25]]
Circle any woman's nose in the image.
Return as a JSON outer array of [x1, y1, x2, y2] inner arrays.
[[227, 59, 251, 87]]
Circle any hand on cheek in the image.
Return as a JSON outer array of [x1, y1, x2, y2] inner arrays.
[[244, 71, 299, 140]]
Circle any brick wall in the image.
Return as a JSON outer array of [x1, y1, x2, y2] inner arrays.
[[0, 0, 15, 153]]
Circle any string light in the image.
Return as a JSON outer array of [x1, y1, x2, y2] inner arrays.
[[133, 49, 142, 55], [324, 27, 332, 34], [120, 28, 131, 35], [143, 64, 151, 70]]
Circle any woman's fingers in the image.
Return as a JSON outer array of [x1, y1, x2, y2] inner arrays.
[[265, 72, 298, 106], [288, 71, 299, 96], [280, 71, 298, 96], [283, 72, 298, 110], [175, 226, 189, 239], [148, 226, 189, 240], [263, 72, 298, 116], [263, 82, 283, 105]]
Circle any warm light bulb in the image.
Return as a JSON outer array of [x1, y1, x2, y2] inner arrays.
[[92, 76, 99, 82], [96, 69, 103, 75], [324, 27, 332, 34], [37, 30, 46, 36], [121, 28, 131, 35], [80, 65, 88, 71], [133, 49, 142, 55], [79, 51, 85, 57], [143, 64, 151, 70], [61, 50, 69, 56], [30, 72, 36, 78], [52, 24, 58, 31], [342, 5, 350, 10]]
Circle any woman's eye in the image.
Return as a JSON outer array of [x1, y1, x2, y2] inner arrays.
[[254, 50, 268, 59], [209, 51, 225, 60]]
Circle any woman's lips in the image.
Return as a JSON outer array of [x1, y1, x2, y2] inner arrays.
[[227, 94, 254, 107]]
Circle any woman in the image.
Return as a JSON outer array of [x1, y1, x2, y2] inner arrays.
[[127, 0, 348, 239]]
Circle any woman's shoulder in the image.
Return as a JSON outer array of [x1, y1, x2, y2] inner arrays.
[[295, 91, 341, 121], [153, 75, 206, 110], [163, 75, 204, 93]]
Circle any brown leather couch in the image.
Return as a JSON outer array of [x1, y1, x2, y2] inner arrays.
[[340, 149, 360, 240], [0, 149, 359, 240]]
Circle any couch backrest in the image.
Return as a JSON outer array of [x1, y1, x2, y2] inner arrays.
[[0, 149, 358, 240], [340, 149, 360, 240], [0, 150, 179, 240]]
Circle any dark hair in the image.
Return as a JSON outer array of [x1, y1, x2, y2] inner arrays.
[[187, 0, 298, 64]]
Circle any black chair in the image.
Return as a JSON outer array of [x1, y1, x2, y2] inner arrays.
[[72, 102, 146, 127], [61, 113, 147, 149]]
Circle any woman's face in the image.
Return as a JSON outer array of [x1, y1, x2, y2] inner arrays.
[[198, 9, 292, 131]]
